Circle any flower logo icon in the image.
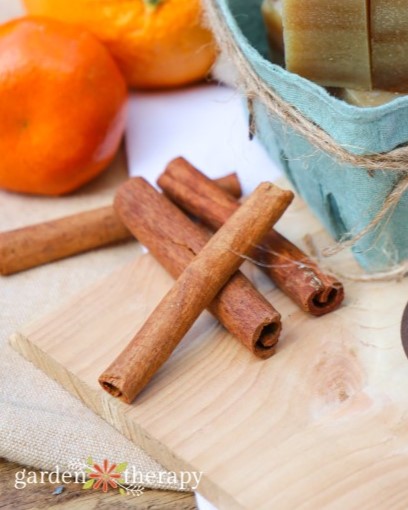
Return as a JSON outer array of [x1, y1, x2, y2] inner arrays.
[[87, 459, 122, 492], [82, 457, 143, 496]]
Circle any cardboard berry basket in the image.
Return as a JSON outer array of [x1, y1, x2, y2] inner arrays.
[[204, 0, 408, 273]]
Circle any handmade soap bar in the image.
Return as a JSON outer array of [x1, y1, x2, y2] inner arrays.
[[371, 1, 408, 91], [261, 0, 284, 52], [340, 88, 405, 107], [283, 0, 372, 89]]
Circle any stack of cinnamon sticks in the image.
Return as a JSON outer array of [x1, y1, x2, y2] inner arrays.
[[0, 158, 344, 403]]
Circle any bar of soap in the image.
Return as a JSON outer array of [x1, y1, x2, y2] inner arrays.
[[340, 88, 406, 107], [371, 1, 408, 91], [261, 0, 284, 53], [283, 0, 372, 90]]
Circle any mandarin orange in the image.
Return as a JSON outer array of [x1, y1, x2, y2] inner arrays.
[[23, 0, 217, 89], [0, 17, 127, 196]]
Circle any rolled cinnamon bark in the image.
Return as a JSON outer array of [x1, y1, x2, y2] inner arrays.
[[0, 173, 241, 276], [0, 206, 130, 276], [110, 177, 282, 359], [157, 158, 344, 316], [99, 178, 293, 403], [215, 172, 242, 199]]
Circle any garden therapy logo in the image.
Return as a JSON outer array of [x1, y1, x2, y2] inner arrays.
[[14, 459, 202, 492], [72, 458, 144, 496]]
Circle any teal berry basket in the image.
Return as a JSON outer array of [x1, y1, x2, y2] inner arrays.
[[204, 0, 408, 273]]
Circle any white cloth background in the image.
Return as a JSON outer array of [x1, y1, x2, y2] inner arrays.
[[126, 85, 281, 187]]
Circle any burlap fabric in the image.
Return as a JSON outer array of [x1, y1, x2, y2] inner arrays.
[[0, 152, 182, 490]]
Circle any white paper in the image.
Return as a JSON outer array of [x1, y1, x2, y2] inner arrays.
[[195, 492, 219, 510], [125, 84, 282, 191]]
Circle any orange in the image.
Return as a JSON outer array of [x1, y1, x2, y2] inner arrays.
[[0, 17, 127, 196], [23, 0, 217, 89]]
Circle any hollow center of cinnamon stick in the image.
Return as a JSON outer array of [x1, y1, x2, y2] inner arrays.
[[312, 286, 342, 308], [256, 322, 280, 350], [102, 381, 122, 398]]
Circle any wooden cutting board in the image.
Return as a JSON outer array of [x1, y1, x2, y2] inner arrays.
[[10, 192, 408, 510]]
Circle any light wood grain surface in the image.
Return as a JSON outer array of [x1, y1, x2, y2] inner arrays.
[[11, 189, 408, 510]]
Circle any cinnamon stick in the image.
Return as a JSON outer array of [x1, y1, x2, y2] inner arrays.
[[99, 179, 294, 403], [108, 177, 282, 359], [0, 173, 241, 276], [157, 158, 344, 316], [0, 207, 130, 276], [214, 172, 242, 199]]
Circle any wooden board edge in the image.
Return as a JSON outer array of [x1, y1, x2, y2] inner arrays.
[[9, 331, 244, 510]]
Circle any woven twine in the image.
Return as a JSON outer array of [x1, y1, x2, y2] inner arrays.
[[203, 0, 408, 280]]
